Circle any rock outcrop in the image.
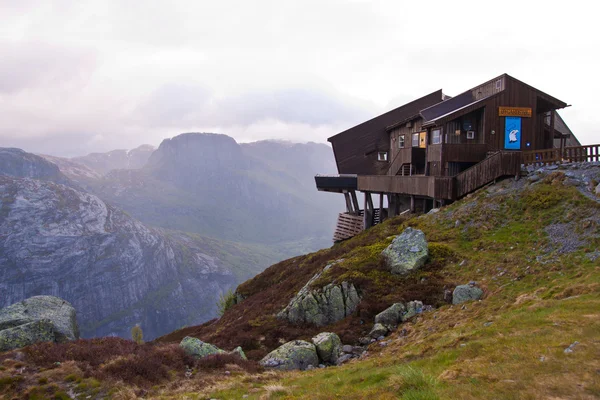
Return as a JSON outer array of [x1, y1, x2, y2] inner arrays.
[[259, 340, 319, 371], [453, 283, 484, 304], [374, 303, 406, 329], [0, 296, 79, 351], [381, 227, 429, 274], [180, 336, 225, 359], [277, 270, 361, 326], [312, 332, 342, 365]]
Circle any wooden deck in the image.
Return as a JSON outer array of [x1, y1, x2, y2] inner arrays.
[[358, 151, 520, 200]]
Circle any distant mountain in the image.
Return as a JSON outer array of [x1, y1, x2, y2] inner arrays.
[[0, 148, 280, 339], [76, 133, 342, 255], [72, 144, 155, 175]]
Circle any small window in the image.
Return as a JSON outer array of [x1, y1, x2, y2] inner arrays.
[[412, 133, 420, 147], [378, 152, 388, 161], [398, 135, 405, 149], [432, 129, 441, 144], [466, 131, 475, 139]]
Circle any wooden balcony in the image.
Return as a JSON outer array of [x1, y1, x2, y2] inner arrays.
[[358, 175, 455, 200], [522, 144, 600, 167]]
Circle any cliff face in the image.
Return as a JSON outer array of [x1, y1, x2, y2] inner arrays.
[[72, 144, 155, 175], [0, 149, 245, 340]]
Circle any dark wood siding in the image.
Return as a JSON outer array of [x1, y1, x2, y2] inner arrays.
[[329, 91, 443, 174]]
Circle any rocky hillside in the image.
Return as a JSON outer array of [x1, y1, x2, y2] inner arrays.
[[0, 149, 278, 340], [2, 162, 597, 399], [77, 133, 342, 253]]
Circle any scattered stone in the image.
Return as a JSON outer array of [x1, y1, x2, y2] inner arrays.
[[180, 337, 225, 359], [342, 345, 353, 354], [459, 260, 466, 267], [259, 340, 319, 371], [401, 301, 424, 322], [455, 220, 461, 228], [461, 305, 467, 310], [379, 341, 388, 347], [596, 183, 600, 196], [546, 165, 559, 171], [359, 336, 371, 345], [318, 364, 326, 369], [564, 341, 579, 354], [311, 332, 342, 365], [483, 322, 493, 327], [427, 208, 440, 214], [374, 303, 406, 329], [539, 356, 546, 362], [381, 227, 429, 275], [0, 296, 79, 351], [527, 174, 540, 183], [336, 353, 353, 365], [452, 283, 484, 304], [459, 343, 466, 348], [369, 323, 389, 339], [306, 365, 315, 370], [377, 335, 385, 341]]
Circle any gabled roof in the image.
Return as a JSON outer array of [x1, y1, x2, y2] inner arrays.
[[420, 74, 568, 127]]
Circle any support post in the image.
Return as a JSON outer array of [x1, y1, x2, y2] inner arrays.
[[378, 193, 384, 224], [410, 195, 415, 213], [350, 190, 360, 214], [343, 191, 353, 213]]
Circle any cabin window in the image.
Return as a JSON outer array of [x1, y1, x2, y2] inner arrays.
[[398, 135, 405, 149], [466, 131, 475, 139], [378, 152, 388, 161], [432, 129, 441, 144], [412, 133, 419, 147]]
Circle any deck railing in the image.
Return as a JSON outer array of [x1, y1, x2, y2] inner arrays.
[[522, 144, 600, 166]]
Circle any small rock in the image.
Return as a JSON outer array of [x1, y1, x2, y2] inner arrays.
[[546, 165, 559, 170], [259, 340, 319, 371], [455, 220, 461, 228], [359, 337, 371, 345], [483, 322, 493, 327], [539, 356, 546, 362], [377, 335, 385, 341], [461, 305, 467, 310], [318, 364, 326, 369], [311, 332, 342, 365], [527, 174, 540, 183], [452, 283, 484, 304], [564, 341, 579, 354], [379, 341, 388, 347], [342, 345, 353, 354], [306, 365, 314, 370], [224, 370, 230, 375], [381, 227, 429, 275], [401, 300, 424, 322], [427, 208, 440, 214], [369, 323, 389, 339], [180, 337, 225, 359], [459, 260, 466, 267], [596, 183, 600, 195], [336, 353, 353, 365], [374, 303, 406, 329]]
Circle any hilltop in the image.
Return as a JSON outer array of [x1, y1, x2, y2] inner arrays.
[[0, 163, 599, 399]]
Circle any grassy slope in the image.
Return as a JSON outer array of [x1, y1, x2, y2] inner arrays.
[[205, 172, 600, 399], [1, 172, 598, 399]]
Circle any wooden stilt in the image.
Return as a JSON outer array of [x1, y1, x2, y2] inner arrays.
[[350, 191, 360, 214], [378, 193, 384, 224], [343, 191, 353, 213], [410, 195, 415, 213]]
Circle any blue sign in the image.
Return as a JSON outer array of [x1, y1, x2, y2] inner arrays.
[[504, 116, 521, 150]]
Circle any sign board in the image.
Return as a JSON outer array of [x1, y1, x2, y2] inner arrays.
[[504, 117, 521, 150], [419, 132, 426, 148], [499, 106, 532, 118]]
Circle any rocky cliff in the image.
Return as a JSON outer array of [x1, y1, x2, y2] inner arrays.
[[0, 149, 272, 340]]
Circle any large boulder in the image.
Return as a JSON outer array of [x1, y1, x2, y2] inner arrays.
[[369, 323, 389, 339], [452, 283, 484, 304], [374, 303, 406, 329], [180, 336, 225, 359], [311, 332, 342, 365], [260, 340, 319, 371], [0, 296, 79, 351], [277, 268, 361, 326], [381, 228, 429, 274]]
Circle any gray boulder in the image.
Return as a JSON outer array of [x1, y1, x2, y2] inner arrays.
[[401, 300, 424, 322], [381, 228, 429, 274], [0, 296, 79, 351], [231, 346, 247, 360], [452, 283, 484, 304], [374, 303, 406, 329], [259, 340, 319, 371], [369, 323, 389, 339], [277, 266, 361, 326], [311, 332, 342, 365], [180, 336, 225, 359]]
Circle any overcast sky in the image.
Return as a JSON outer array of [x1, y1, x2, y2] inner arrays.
[[0, 0, 598, 156]]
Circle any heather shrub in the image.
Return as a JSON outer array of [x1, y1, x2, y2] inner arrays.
[[217, 289, 236, 316], [131, 325, 144, 344]]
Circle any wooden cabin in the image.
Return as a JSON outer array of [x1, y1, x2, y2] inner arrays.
[[317, 74, 596, 241]]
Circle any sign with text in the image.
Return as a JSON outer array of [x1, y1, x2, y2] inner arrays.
[[499, 106, 532, 118]]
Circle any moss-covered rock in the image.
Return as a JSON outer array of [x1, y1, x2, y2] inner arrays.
[[277, 281, 360, 326], [0, 296, 79, 351], [179, 336, 225, 359], [311, 332, 342, 365], [381, 227, 429, 274], [374, 302, 406, 329], [401, 300, 424, 322], [369, 323, 389, 339], [452, 283, 484, 304], [232, 346, 247, 360], [0, 319, 55, 352], [259, 340, 319, 371]]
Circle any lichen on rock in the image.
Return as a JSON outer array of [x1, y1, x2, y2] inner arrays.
[[259, 340, 319, 371], [381, 227, 429, 274], [179, 336, 225, 359], [312, 332, 342, 365]]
